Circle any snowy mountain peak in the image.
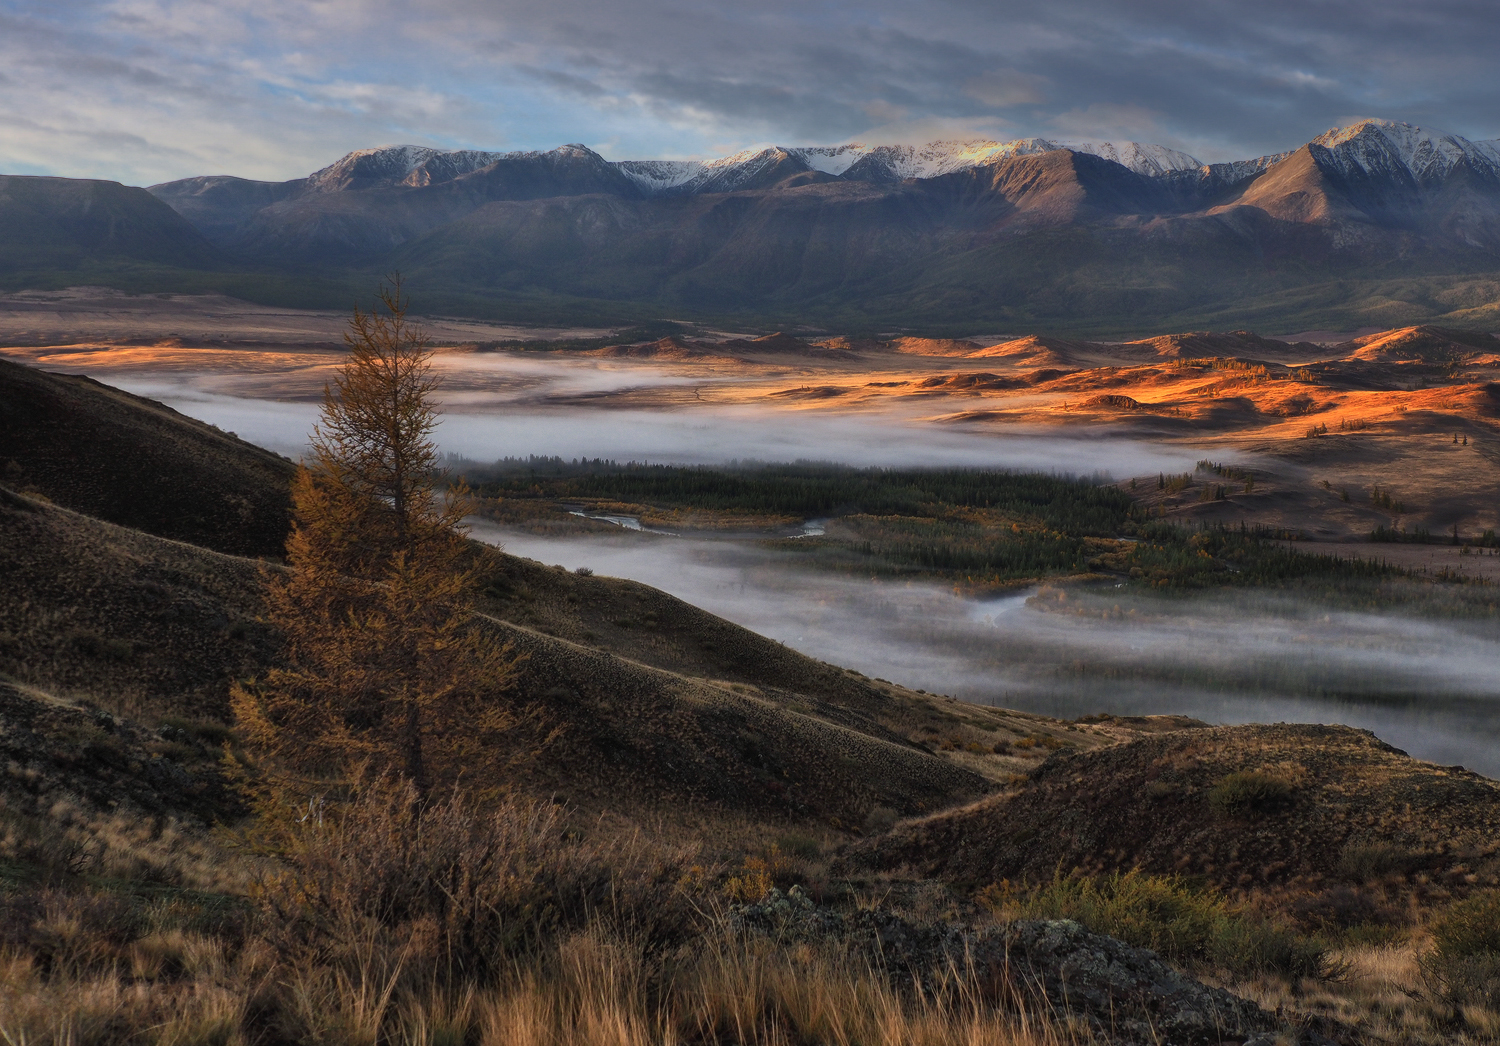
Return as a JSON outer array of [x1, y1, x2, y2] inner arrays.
[[1052, 139, 1202, 176], [300, 121, 1500, 201], [786, 144, 873, 176], [1310, 119, 1500, 182], [615, 159, 702, 193], [617, 137, 1206, 196], [306, 143, 614, 192], [307, 145, 511, 192]]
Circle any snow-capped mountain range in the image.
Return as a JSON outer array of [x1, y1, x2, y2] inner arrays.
[[297, 119, 1500, 199], [134, 115, 1500, 328], [15, 116, 1498, 331]]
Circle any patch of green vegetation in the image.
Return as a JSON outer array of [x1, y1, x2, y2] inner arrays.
[[770, 514, 1103, 584], [1124, 521, 1398, 589], [981, 870, 1331, 980], [468, 458, 1134, 531], [1371, 524, 1435, 543], [467, 460, 1448, 595]]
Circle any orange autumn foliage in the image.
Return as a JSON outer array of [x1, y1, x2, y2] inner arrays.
[[232, 278, 518, 801]]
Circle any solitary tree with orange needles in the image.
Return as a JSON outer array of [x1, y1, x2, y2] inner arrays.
[[232, 277, 516, 801]]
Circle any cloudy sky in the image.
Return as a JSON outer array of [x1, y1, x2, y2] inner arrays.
[[4, 0, 1498, 186]]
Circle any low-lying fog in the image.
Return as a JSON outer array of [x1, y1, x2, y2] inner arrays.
[[475, 521, 1500, 777], [106, 362, 1199, 473], [62, 352, 1500, 776]]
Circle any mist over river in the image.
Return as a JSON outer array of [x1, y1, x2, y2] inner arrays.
[[53, 354, 1500, 777], [476, 521, 1500, 778]]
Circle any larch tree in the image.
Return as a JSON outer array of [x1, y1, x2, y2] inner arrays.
[[232, 278, 517, 802]]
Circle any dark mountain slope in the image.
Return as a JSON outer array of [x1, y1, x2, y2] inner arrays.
[[389, 181, 967, 309], [0, 175, 222, 273], [390, 147, 1479, 323], [147, 175, 303, 244], [51, 121, 1500, 334], [937, 149, 1175, 228], [0, 356, 295, 556], [152, 144, 643, 263]]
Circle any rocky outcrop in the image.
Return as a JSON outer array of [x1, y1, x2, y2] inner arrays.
[[731, 886, 1330, 1045]]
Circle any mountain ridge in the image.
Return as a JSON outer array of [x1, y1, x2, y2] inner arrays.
[[149, 118, 1500, 204], [5, 118, 1500, 332]]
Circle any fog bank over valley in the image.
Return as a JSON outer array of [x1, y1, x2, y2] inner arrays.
[[476, 521, 1500, 777], [22, 345, 1499, 776], [103, 360, 1202, 475]]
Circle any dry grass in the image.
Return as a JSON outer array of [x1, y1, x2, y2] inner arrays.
[[0, 919, 1088, 1046], [0, 791, 245, 892], [1225, 937, 1500, 1045], [0, 785, 1087, 1046]]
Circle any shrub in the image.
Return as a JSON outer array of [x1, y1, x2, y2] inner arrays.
[[775, 833, 821, 861], [67, 630, 133, 661], [1423, 891, 1500, 1006], [160, 716, 236, 746], [982, 870, 1330, 980], [1337, 840, 1417, 883], [1207, 770, 1296, 816], [256, 782, 694, 980], [1431, 892, 1500, 961], [862, 806, 899, 834], [723, 845, 796, 902]]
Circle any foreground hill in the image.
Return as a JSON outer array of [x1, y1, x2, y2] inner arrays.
[[852, 722, 1500, 918], [0, 484, 1013, 827], [0, 355, 295, 556]]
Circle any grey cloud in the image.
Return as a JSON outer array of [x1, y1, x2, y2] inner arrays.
[[4, 0, 1499, 182], [516, 66, 609, 99], [965, 70, 1049, 109]]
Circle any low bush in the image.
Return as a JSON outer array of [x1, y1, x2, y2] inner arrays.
[[981, 870, 1330, 980], [1337, 840, 1418, 883], [1207, 770, 1297, 816], [256, 782, 695, 981], [1423, 891, 1500, 1007], [66, 629, 132, 661]]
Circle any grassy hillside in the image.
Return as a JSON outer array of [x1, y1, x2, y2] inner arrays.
[[0, 356, 296, 557]]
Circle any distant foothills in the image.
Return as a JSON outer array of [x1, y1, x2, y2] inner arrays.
[[3, 118, 1500, 334]]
